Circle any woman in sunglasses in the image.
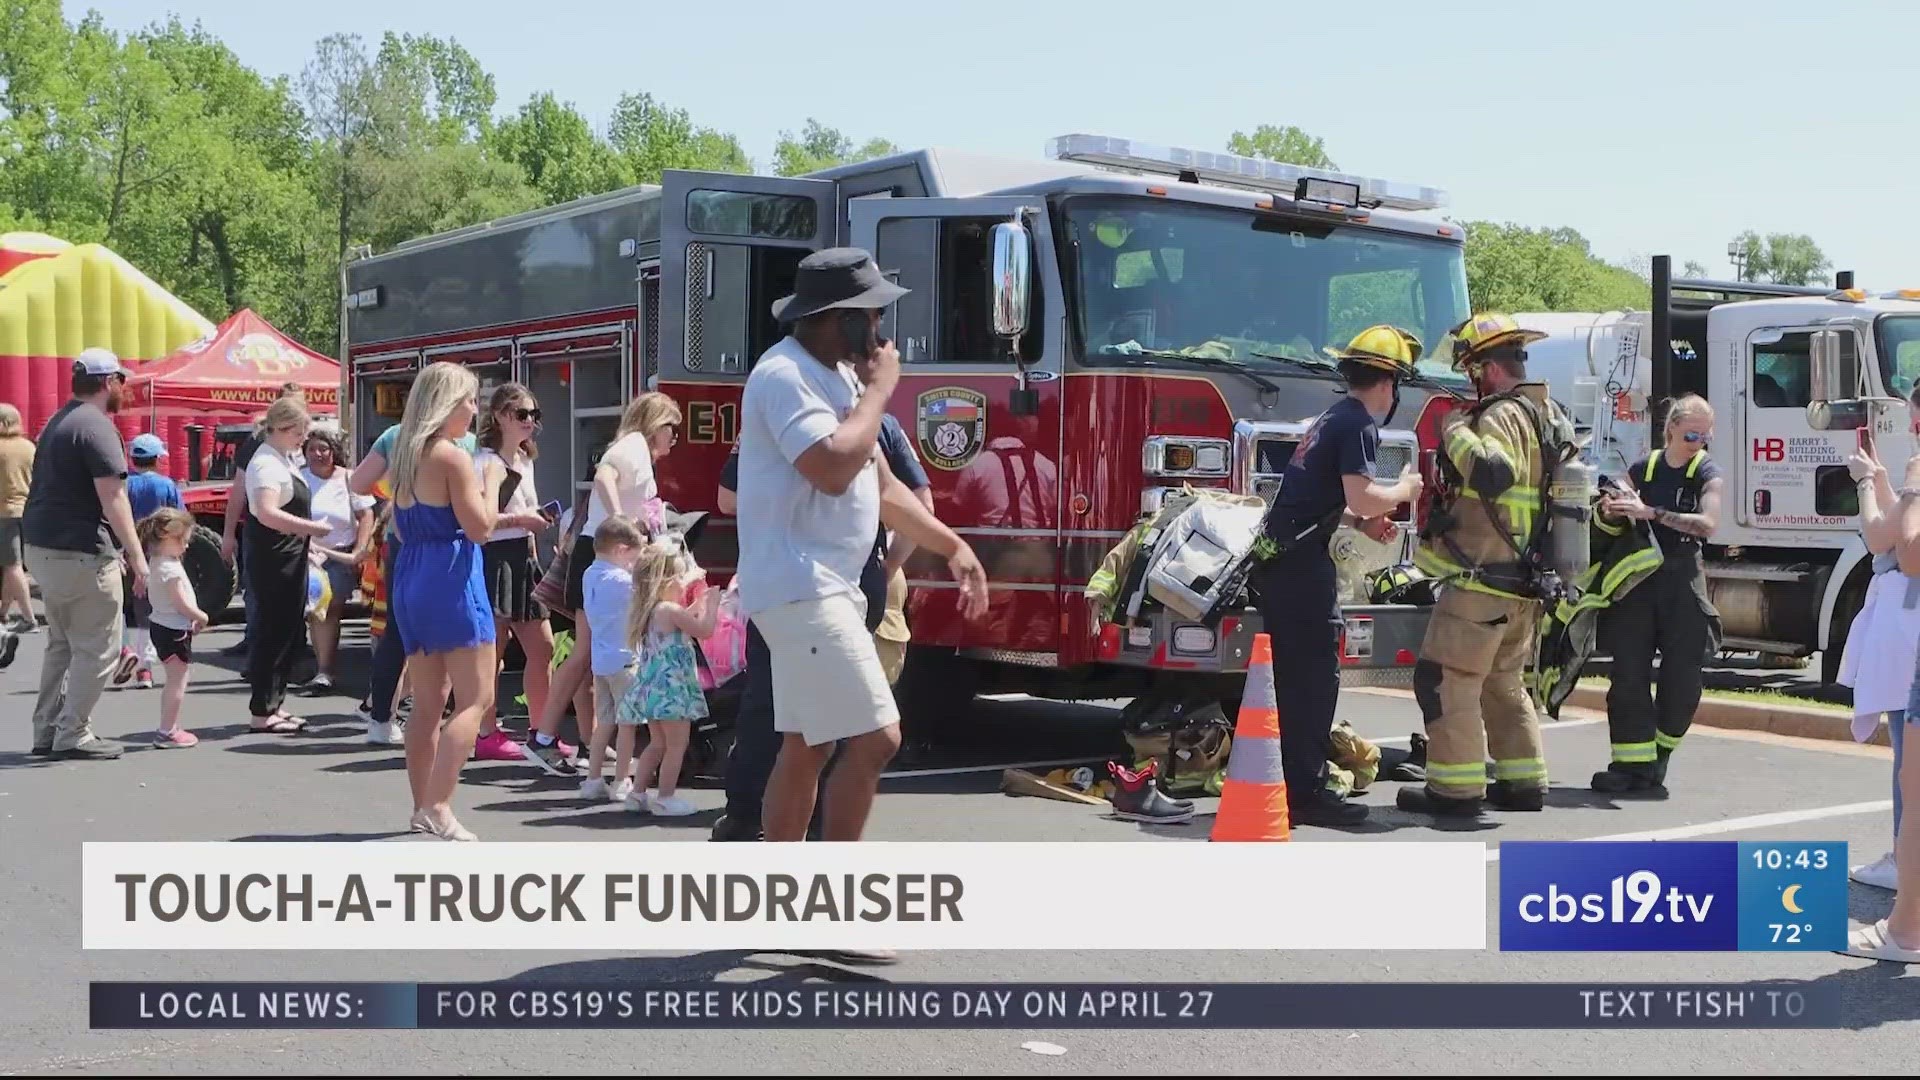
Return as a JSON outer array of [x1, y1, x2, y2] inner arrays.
[[471, 383, 557, 762], [1591, 393, 1724, 798]]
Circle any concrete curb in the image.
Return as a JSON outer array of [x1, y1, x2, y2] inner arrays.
[[1564, 684, 1889, 748]]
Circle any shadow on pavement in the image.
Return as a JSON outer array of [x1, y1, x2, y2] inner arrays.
[[321, 756, 406, 774], [1848, 883, 1897, 925], [504, 951, 890, 985], [1804, 961, 1920, 1030], [225, 740, 392, 756]]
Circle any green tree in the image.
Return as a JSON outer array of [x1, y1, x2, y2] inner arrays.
[[490, 92, 630, 204], [1227, 124, 1336, 169], [608, 91, 751, 183], [374, 32, 496, 144], [1681, 259, 1710, 279], [1730, 230, 1832, 286], [772, 119, 896, 177], [1461, 221, 1648, 313]]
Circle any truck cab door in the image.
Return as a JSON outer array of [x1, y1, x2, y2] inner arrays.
[[849, 196, 1063, 654], [1741, 325, 1861, 529], [659, 171, 836, 380], [656, 172, 835, 568]]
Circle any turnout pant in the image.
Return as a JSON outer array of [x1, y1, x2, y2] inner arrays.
[[1600, 555, 1715, 775], [1252, 549, 1341, 801], [1414, 587, 1546, 799]]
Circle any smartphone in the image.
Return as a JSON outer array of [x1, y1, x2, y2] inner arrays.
[[839, 309, 875, 357], [1859, 426, 1874, 453], [539, 499, 563, 521]]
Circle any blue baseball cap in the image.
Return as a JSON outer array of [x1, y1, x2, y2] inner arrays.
[[130, 433, 168, 460]]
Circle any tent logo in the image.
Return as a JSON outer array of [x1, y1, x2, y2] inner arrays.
[[227, 332, 307, 375]]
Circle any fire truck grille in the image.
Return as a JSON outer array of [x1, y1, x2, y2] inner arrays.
[[685, 243, 708, 370], [641, 266, 661, 383]]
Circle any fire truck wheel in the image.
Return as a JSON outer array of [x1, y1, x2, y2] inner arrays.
[[182, 524, 236, 618]]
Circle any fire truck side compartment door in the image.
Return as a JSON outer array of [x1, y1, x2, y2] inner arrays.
[[659, 171, 836, 379]]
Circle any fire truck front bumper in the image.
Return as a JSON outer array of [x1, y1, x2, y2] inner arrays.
[[1098, 603, 1432, 688]]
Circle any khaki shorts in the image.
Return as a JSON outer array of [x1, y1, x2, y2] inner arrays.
[[595, 668, 637, 725], [756, 592, 900, 746]]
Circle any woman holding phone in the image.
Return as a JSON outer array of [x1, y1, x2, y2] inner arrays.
[[471, 384, 557, 760], [1591, 393, 1724, 798]]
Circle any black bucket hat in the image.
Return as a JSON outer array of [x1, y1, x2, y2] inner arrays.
[[771, 247, 909, 323]]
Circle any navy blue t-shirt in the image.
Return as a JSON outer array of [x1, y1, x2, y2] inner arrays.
[[1263, 395, 1377, 543], [1633, 450, 1722, 554]]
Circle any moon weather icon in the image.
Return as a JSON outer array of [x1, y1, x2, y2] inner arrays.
[[1781, 884, 1804, 914]]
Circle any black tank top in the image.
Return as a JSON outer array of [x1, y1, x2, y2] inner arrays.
[[248, 459, 312, 573]]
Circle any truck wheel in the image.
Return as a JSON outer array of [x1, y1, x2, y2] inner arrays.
[[183, 524, 235, 617], [896, 646, 979, 745]]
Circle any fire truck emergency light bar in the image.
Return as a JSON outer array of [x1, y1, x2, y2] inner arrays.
[[1047, 134, 1448, 213]]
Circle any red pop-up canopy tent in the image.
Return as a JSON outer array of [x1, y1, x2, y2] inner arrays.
[[128, 309, 340, 482]]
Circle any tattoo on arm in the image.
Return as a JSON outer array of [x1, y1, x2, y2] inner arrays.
[[1653, 508, 1715, 538]]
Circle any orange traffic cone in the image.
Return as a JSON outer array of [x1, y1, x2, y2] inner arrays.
[[1210, 633, 1291, 842]]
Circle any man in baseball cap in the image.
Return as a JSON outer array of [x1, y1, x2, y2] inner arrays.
[[21, 346, 148, 760]]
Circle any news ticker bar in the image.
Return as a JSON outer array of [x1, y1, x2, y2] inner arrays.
[[90, 982, 1842, 1030]]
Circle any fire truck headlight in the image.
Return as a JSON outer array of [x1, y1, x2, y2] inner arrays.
[[1143, 436, 1231, 479]]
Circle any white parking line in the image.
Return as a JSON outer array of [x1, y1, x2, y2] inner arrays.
[[1482, 800, 1895, 863]]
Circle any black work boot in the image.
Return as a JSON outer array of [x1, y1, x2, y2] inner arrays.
[[709, 813, 764, 842], [1486, 780, 1545, 812], [1589, 763, 1668, 799], [1396, 786, 1483, 817], [1290, 786, 1369, 827]]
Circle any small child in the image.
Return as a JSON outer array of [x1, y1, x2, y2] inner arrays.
[[619, 540, 721, 817], [578, 515, 647, 801], [118, 434, 182, 689], [137, 508, 209, 747]]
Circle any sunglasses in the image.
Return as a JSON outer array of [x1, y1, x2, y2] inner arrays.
[[509, 408, 542, 423], [1682, 431, 1713, 444]]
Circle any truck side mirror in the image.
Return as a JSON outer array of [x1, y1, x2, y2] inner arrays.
[[1807, 328, 1868, 430], [1809, 329, 1844, 403], [990, 220, 1032, 339]]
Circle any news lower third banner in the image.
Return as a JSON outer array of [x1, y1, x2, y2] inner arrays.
[[81, 842, 1487, 951], [88, 982, 1844, 1030]]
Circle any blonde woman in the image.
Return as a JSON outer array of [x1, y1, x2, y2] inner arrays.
[[386, 362, 503, 841], [521, 391, 681, 776], [244, 396, 332, 733], [1593, 394, 1724, 798], [0, 403, 35, 633]]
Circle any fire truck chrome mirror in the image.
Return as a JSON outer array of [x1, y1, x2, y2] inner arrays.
[[1808, 329, 1849, 403], [990, 219, 1032, 339]]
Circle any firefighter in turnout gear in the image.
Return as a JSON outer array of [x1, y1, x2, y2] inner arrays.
[[1399, 313, 1570, 817], [1590, 393, 1725, 798], [1251, 324, 1424, 827]]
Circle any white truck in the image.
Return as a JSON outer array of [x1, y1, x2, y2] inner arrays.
[[1515, 258, 1920, 682]]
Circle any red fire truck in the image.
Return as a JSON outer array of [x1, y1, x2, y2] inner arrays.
[[343, 135, 1472, 728]]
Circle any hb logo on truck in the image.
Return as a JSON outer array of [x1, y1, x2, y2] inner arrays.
[[1753, 438, 1786, 462]]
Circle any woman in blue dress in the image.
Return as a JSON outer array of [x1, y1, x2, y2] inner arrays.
[[385, 362, 502, 841]]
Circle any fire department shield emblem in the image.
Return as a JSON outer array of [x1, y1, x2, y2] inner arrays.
[[915, 387, 988, 471]]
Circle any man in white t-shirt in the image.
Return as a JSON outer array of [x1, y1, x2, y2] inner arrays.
[[739, 248, 987, 852]]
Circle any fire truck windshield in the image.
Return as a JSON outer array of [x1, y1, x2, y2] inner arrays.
[[1064, 198, 1469, 383]]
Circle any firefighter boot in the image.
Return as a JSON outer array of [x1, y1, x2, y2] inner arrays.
[[1589, 762, 1668, 800], [1396, 785, 1484, 817], [1486, 779, 1545, 812]]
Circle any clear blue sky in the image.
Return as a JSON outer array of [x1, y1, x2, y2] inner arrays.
[[81, 0, 1920, 289]]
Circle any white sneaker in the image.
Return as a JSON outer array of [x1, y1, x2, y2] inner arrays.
[[625, 790, 652, 814], [609, 778, 635, 802], [1850, 852, 1899, 891], [365, 720, 404, 746], [579, 778, 608, 800], [650, 793, 698, 817]]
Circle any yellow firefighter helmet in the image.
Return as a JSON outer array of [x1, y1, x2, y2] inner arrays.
[[1322, 324, 1423, 376], [1448, 312, 1548, 370]]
